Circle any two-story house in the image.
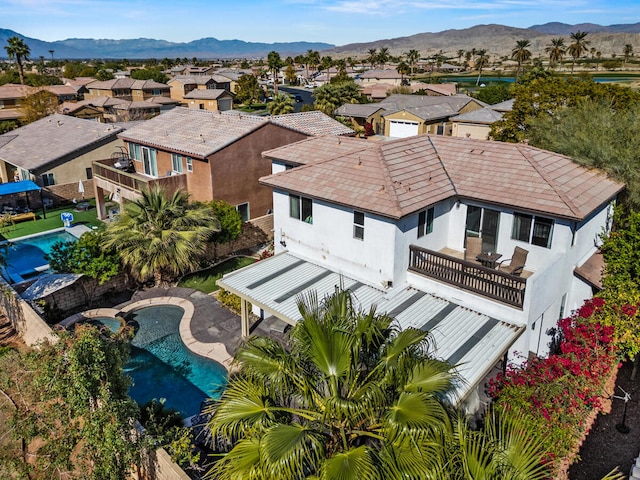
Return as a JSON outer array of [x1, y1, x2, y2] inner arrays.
[[217, 134, 623, 412], [168, 75, 233, 107], [92, 109, 354, 221], [85, 79, 171, 102]]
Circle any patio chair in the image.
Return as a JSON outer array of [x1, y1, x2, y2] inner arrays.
[[498, 246, 529, 276], [465, 236, 482, 264]]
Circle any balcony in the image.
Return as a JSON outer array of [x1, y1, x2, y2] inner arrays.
[[93, 159, 187, 195], [408, 245, 527, 309]]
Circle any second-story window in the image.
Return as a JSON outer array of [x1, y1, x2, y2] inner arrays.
[[171, 154, 183, 173], [353, 211, 364, 240], [186, 157, 193, 172], [289, 194, 313, 224], [41, 173, 55, 186], [417, 207, 434, 238], [512, 212, 554, 248], [129, 142, 141, 162]]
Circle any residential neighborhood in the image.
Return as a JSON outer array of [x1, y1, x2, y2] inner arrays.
[[1, 20, 640, 480]]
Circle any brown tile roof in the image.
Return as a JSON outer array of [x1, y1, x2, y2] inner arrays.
[[41, 85, 78, 96], [0, 83, 31, 100], [260, 135, 624, 221], [574, 250, 605, 290], [118, 108, 268, 158], [410, 83, 457, 96], [334, 103, 385, 118], [88, 78, 169, 91], [263, 136, 369, 166], [361, 69, 403, 79], [270, 111, 354, 137], [450, 108, 503, 124], [183, 89, 232, 100], [0, 114, 122, 171]]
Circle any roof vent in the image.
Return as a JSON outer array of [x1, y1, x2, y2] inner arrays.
[[57, 120, 63, 127]]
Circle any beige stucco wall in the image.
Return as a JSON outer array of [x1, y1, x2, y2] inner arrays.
[[35, 138, 125, 186], [452, 122, 491, 140]]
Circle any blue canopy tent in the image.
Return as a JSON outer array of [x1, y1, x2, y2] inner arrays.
[[0, 180, 46, 219]]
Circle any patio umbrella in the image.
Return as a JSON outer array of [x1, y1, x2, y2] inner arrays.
[[78, 180, 85, 199]]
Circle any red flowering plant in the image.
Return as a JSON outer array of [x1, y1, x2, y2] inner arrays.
[[489, 297, 619, 470]]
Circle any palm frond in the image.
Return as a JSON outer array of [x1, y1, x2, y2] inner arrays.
[[319, 445, 378, 480]]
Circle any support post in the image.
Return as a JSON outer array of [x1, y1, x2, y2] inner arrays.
[[241, 299, 250, 338]]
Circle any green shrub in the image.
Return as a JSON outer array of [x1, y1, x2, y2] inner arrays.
[[218, 288, 249, 314]]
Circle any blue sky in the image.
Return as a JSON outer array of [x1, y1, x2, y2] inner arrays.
[[2, 0, 638, 46]]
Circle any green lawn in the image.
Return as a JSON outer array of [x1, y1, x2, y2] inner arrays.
[[178, 256, 256, 293], [1, 201, 103, 240]]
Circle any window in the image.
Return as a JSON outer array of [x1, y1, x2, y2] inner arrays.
[[85, 167, 93, 180], [236, 203, 249, 222], [186, 157, 193, 172], [511, 212, 554, 249], [353, 211, 364, 240], [171, 153, 183, 173], [289, 194, 313, 224], [141, 146, 158, 177], [417, 208, 434, 238], [129, 142, 141, 162], [41, 173, 55, 186]]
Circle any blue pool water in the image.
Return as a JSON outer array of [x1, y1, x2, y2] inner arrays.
[[98, 305, 227, 418], [1, 230, 77, 283]]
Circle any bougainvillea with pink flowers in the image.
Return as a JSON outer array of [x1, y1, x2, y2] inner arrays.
[[489, 297, 620, 469]]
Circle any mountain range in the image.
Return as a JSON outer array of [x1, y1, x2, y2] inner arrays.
[[1, 22, 639, 60]]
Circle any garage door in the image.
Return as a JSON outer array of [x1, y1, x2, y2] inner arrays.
[[218, 98, 232, 111], [389, 120, 419, 138]]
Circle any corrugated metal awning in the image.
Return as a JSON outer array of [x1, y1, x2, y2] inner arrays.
[[218, 252, 523, 403]]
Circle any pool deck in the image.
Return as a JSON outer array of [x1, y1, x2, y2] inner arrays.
[[63, 287, 288, 372]]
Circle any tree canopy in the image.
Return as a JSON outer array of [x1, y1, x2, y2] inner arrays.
[[103, 187, 220, 285], [313, 80, 364, 116], [234, 73, 262, 104]]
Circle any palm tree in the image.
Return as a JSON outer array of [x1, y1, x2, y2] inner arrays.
[[396, 60, 410, 84], [4, 36, 31, 85], [457, 49, 465, 64], [103, 187, 220, 286], [267, 50, 283, 95], [48, 49, 54, 61], [367, 48, 377, 69], [475, 49, 490, 85], [545, 38, 566, 70], [207, 288, 458, 479], [377, 47, 390, 69], [206, 289, 552, 479], [405, 49, 420, 75], [624, 44, 634, 65], [512, 39, 532, 79], [267, 93, 294, 115], [568, 30, 591, 74]]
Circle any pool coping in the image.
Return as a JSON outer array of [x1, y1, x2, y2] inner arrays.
[[67, 297, 234, 371]]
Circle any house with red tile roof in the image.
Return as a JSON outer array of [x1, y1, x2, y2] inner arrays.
[[217, 134, 623, 412], [92, 109, 353, 221]]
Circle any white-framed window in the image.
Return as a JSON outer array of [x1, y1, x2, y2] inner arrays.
[[236, 203, 249, 222], [511, 212, 554, 249], [141, 146, 158, 177], [417, 207, 434, 238], [353, 210, 364, 240], [186, 157, 193, 172], [171, 153, 183, 173], [289, 194, 313, 224], [41, 173, 55, 186]]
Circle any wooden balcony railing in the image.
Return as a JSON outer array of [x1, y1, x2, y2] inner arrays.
[[409, 245, 527, 309], [93, 160, 187, 194]]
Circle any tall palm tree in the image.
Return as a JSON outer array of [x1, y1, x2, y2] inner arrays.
[[207, 288, 457, 479], [103, 187, 220, 286], [4, 36, 30, 85], [457, 49, 465, 64], [568, 30, 591, 74], [545, 38, 566, 70], [367, 48, 377, 69], [267, 50, 283, 95], [48, 49, 54, 61], [405, 49, 420, 75], [377, 47, 390, 69], [475, 49, 490, 85], [511, 39, 532, 79], [396, 60, 410, 84]]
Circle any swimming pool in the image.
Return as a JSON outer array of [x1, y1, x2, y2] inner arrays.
[[1, 230, 78, 283], [97, 305, 227, 418]]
